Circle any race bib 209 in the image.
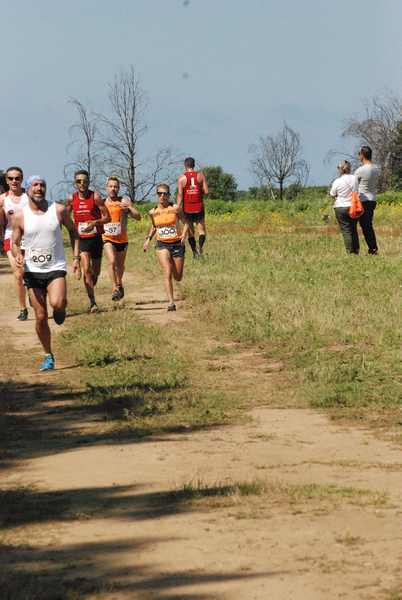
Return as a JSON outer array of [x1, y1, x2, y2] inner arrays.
[[29, 247, 54, 267]]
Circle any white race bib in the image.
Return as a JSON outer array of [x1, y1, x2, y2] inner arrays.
[[29, 247, 54, 268], [104, 222, 122, 236], [158, 226, 178, 241], [78, 221, 94, 235]]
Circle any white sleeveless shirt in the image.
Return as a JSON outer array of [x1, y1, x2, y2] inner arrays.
[[22, 202, 67, 273], [3, 192, 29, 239]]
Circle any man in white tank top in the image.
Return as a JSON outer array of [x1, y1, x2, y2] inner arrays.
[[12, 176, 79, 371], [0, 166, 29, 320]]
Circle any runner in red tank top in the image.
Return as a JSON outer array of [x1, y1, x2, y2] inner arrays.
[[66, 170, 110, 312], [177, 157, 208, 258]]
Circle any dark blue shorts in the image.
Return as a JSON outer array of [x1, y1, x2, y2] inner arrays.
[[155, 240, 185, 258]]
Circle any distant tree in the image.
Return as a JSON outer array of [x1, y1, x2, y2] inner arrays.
[[390, 121, 402, 189], [285, 182, 303, 200], [64, 98, 102, 188], [203, 165, 237, 200], [247, 185, 273, 201], [248, 186, 259, 199], [341, 94, 402, 190], [98, 66, 177, 201], [249, 123, 309, 200], [64, 67, 178, 200]]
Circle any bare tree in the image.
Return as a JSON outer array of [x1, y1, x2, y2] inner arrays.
[[64, 98, 101, 187], [341, 93, 402, 190], [98, 67, 178, 201], [249, 123, 309, 200]]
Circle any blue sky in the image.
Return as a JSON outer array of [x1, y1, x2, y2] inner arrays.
[[1, 0, 401, 195]]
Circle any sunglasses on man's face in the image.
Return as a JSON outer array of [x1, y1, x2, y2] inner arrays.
[[75, 179, 88, 184], [157, 191, 169, 196], [7, 176, 22, 181]]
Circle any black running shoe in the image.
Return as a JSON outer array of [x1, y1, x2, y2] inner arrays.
[[118, 285, 124, 299], [17, 308, 28, 321], [167, 303, 176, 312], [53, 309, 66, 325], [112, 290, 120, 301]]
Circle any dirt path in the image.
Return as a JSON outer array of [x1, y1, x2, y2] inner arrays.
[[1, 259, 402, 600]]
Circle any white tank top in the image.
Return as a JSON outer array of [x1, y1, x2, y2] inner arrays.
[[22, 202, 67, 273], [3, 192, 29, 239]]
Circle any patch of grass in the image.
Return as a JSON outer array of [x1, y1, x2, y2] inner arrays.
[[335, 532, 364, 546], [58, 310, 237, 434], [207, 344, 238, 357], [385, 590, 402, 600], [61, 212, 402, 431], [138, 224, 402, 427], [167, 478, 388, 510]]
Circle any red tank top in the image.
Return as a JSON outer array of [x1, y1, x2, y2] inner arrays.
[[183, 171, 204, 213], [72, 191, 102, 238]]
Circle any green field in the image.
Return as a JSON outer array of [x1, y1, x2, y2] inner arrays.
[[61, 193, 402, 433]]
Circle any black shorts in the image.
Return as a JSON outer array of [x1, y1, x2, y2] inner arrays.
[[24, 270, 66, 290], [155, 240, 185, 258], [79, 235, 103, 259], [103, 240, 128, 252], [183, 209, 205, 224]]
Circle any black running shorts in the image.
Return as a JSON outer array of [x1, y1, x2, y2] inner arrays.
[[79, 235, 103, 259], [103, 240, 128, 252], [23, 270, 66, 290], [155, 240, 185, 258], [183, 209, 205, 224]]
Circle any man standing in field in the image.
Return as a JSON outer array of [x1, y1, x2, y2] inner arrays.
[[12, 176, 78, 371], [66, 170, 109, 312], [354, 145, 380, 255], [177, 157, 208, 258]]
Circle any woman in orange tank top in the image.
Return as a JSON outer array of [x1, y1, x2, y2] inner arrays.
[[143, 183, 188, 312], [103, 176, 141, 301]]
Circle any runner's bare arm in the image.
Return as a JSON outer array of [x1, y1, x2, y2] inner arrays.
[[58, 203, 81, 276], [199, 172, 209, 196], [121, 196, 141, 221], [58, 203, 78, 249], [176, 176, 186, 208], [95, 193, 111, 225], [65, 193, 73, 211], [11, 211, 24, 268], [143, 211, 156, 252], [176, 206, 189, 243], [0, 197, 5, 241]]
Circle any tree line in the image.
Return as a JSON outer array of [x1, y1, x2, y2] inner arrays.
[[64, 66, 402, 202]]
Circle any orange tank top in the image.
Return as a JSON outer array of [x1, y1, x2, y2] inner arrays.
[[153, 206, 181, 243], [102, 198, 128, 244]]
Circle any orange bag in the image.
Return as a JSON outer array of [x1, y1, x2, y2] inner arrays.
[[349, 191, 364, 219]]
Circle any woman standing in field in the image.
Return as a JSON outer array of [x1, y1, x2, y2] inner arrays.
[[330, 161, 359, 254], [103, 176, 141, 300], [143, 183, 188, 311]]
